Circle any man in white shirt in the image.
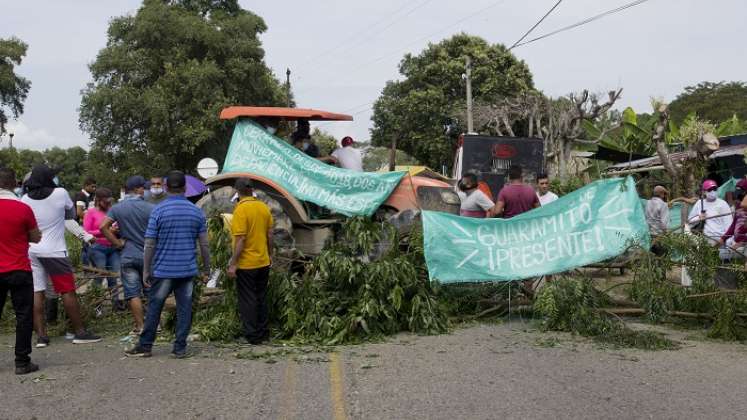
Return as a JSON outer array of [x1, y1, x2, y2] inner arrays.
[[327, 136, 363, 172], [536, 173, 558, 206], [688, 179, 733, 244], [457, 174, 494, 218], [21, 165, 102, 347]]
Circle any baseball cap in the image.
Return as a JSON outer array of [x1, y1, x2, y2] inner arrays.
[[341, 136, 354, 147], [166, 170, 186, 189], [125, 175, 146, 191], [702, 179, 718, 191]]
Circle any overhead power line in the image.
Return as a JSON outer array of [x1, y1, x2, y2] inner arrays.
[[509, 0, 563, 49], [511, 0, 652, 49], [300, 0, 435, 71]]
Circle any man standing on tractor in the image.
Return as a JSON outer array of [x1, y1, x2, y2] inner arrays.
[[323, 136, 362, 172], [227, 178, 274, 345]]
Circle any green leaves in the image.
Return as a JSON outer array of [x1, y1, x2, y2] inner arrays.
[[79, 1, 286, 184], [0, 37, 31, 134], [371, 34, 534, 170]]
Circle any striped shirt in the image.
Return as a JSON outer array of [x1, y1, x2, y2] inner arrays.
[[145, 195, 207, 278]]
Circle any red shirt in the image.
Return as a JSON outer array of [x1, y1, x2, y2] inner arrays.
[[497, 183, 539, 218], [0, 198, 38, 273]]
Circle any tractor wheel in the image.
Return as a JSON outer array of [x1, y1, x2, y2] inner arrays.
[[196, 186, 294, 250]]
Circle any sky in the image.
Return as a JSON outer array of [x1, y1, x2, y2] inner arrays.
[[2, 0, 746, 154]]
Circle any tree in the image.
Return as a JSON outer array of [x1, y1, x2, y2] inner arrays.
[[470, 89, 622, 179], [669, 81, 747, 125], [370, 33, 534, 170], [362, 147, 419, 172], [79, 0, 287, 186], [0, 37, 31, 134], [310, 128, 337, 156]]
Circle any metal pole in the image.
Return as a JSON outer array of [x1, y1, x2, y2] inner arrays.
[[465, 56, 474, 134], [285, 68, 291, 108], [389, 136, 397, 172]]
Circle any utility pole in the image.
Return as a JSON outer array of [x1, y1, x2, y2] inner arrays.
[[465, 56, 474, 134], [286, 68, 291, 108], [388, 136, 397, 172]]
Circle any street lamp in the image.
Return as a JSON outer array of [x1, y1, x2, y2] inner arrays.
[[8, 132, 14, 149]]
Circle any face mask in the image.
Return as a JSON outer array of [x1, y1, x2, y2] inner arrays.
[[266, 126, 277, 135], [302, 141, 309, 151], [150, 187, 164, 196], [14, 187, 22, 197], [53, 176, 60, 186], [706, 191, 717, 201]]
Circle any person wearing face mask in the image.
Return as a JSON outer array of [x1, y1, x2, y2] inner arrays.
[[456, 173, 495, 218], [83, 187, 124, 310], [687, 179, 733, 245], [147, 176, 166, 205]]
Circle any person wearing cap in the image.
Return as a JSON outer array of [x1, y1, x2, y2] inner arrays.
[[687, 179, 733, 245], [227, 178, 274, 344], [126, 171, 210, 358], [326, 136, 363, 172], [100, 175, 155, 335]]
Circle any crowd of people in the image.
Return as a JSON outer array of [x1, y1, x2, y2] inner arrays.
[[0, 162, 276, 374], [456, 166, 558, 219]]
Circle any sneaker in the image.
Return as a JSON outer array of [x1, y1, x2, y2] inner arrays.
[[15, 362, 40, 375], [170, 350, 193, 359], [64, 332, 75, 340], [72, 331, 102, 344], [125, 345, 152, 358], [36, 336, 50, 348]]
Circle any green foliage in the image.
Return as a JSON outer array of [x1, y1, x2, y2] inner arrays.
[[268, 219, 448, 344], [362, 147, 420, 172], [0, 37, 31, 134], [535, 277, 677, 350], [192, 215, 243, 341], [79, 0, 287, 183], [310, 128, 337, 156], [631, 233, 747, 340], [548, 177, 584, 196], [0, 146, 97, 192], [669, 81, 747, 125], [371, 33, 534, 170]]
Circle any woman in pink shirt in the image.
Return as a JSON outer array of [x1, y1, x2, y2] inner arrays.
[[83, 188, 122, 305]]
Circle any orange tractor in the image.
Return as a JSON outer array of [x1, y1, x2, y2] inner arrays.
[[196, 106, 459, 255]]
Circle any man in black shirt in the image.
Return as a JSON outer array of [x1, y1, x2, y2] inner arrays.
[[73, 177, 96, 222]]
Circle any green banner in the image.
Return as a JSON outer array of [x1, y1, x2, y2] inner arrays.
[[222, 120, 406, 216], [422, 177, 650, 283]]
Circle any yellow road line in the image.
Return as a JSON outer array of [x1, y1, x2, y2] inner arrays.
[[278, 360, 298, 420], [328, 352, 348, 420]]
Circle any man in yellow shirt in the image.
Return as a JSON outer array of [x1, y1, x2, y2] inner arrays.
[[227, 178, 274, 344]]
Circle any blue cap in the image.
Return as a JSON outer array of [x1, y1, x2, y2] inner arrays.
[[125, 175, 146, 191]]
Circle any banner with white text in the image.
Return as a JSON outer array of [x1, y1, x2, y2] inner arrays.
[[422, 177, 650, 283], [222, 120, 406, 216]]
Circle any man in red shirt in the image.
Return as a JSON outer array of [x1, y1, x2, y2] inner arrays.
[[490, 165, 540, 218], [0, 167, 42, 374]]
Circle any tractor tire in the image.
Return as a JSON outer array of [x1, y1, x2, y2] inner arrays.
[[196, 186, 294, 250]]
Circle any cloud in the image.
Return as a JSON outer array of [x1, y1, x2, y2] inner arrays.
[[2, 121, 89, 151]]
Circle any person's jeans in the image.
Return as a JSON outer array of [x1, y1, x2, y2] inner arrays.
[[0, 270, 34, 367], [139, 277, 194, 354], [121, 260, 148, 300], [89, 243, 121, 290], [236, 266, 270, 342]]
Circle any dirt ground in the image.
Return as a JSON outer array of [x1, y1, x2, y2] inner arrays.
[[1, 319, 746, 420]]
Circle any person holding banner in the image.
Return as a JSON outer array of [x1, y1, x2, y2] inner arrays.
[[489, 165, 539, 219], [457, 173, 494, 218]]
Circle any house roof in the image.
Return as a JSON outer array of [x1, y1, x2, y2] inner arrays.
[[603, 143, 747, 175]]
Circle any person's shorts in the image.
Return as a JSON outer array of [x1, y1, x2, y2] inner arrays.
[[121, 260, 146, 300], [30, 252, 76, 294]]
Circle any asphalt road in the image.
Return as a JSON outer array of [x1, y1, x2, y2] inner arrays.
[[1, 321, 746, 419]]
